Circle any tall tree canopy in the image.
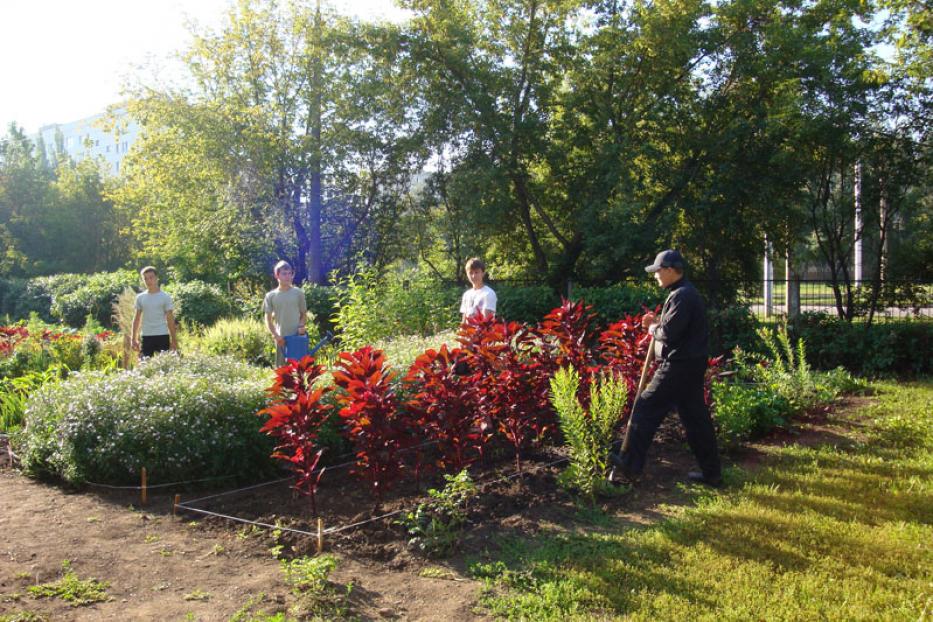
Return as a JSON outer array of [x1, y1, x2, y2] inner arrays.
[[113, 0, 421, 284]]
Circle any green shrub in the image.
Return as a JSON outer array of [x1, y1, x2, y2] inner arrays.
[[740, 327, 831, 411], [815, 367, 871, 396], [708, 305, 764, 356], [332, 266, 386, 350], [397, 470, 477, 556], [0, 277, 30, 318], [1, 366, 66, 433], [789, 313, 933, 376], [51, 270, 137, 327], [333, 266, 458, 349], [381, 270, 459, 337], [711, 381, 793, 446], [1, 274, 91, 322], [20, 353, 275, 485], [304, 285, 339, 335], [167, 280, 232, 327], [550, 366, 628, 501], [494, 284, 560, 324], [192, 317, 274, 367]]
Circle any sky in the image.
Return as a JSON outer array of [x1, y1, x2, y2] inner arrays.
[[0, 0, 409, 135]]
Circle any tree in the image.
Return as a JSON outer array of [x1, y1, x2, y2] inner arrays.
[[0, 124, 52, 274], [403, 0, 582, 282], [115, 0, 421, 285], [1, 124, 128, 277]]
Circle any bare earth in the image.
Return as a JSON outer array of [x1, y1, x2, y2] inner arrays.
[[0, 397, 869, 621], [0, 472, 483, 621]]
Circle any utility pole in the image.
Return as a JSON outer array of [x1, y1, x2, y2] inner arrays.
[[853, 162, 863, 284], [763, 235, 774, 317]]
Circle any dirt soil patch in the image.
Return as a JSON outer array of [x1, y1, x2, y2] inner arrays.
[[0, 397, 869, 621]]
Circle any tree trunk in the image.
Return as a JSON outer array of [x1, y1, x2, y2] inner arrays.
[[307, 0, 326, 285], [511, 170, 549, 274], [291, 177, 310, 285]]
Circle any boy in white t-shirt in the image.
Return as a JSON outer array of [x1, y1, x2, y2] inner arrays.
[[460, 257, 497, 323], [131, 266, 177, 358]]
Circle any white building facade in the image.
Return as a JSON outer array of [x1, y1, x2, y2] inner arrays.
[[35, 107, 139, 175]]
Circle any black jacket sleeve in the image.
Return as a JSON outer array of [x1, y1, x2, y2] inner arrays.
[[652, 280, 709, 360]]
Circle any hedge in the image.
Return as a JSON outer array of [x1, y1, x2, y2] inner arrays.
[[788, 313, 933, 376]]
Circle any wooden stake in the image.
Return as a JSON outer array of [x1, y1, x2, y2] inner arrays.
[[140, 467, 148, 506], [316, 518, 323, 554], [173, 494, 180, 517]]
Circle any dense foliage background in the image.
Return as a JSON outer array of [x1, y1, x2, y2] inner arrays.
[[0, 0, 929, 307]]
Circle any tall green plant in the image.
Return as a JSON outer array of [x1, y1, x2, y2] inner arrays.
[[0, 364, 66, 433], [332, 265, 388, 350], [748, 326, 823, 410], [549, 366, 628, 501]]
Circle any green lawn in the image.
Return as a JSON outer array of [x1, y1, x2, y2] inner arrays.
[[471, 380, 933, 621]]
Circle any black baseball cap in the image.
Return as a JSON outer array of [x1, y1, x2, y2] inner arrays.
[[645, 249, 685, 273]]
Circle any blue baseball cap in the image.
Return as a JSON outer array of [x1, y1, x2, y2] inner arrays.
[[645, 249, 685, 273]]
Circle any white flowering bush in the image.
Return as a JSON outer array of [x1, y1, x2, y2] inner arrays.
[[20, 352, 277, 485]]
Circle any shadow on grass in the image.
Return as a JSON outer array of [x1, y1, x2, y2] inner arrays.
[[469, 415, 932, 619]]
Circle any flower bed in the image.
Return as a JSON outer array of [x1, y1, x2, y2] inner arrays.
[[19, 353, 276, 485]]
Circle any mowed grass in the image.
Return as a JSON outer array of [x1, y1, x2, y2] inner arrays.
[[471, 381, 933, 621]]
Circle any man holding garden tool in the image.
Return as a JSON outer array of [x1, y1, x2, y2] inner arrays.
[[610, 250, 722, 487]]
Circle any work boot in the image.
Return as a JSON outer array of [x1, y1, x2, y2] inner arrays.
[[687, 471, 723, 488], [609, 452, 640, 485]]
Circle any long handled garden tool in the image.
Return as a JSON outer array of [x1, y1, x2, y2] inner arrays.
[[609, 335, 656, 482]]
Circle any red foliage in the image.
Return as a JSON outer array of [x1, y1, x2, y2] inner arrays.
[[332, 346, 408, 503], [537, 298, 601, 406], [0, 326, 28, 357], [40, 329, 80, 343], [597, 312, 655, 413], [258, 356, 332, 516], [458, 317, 553, 475], [704, 355, 725, 406], [599, 312, 726, 411], [404, 344, 491, 473], [538, 298, 600, 372]]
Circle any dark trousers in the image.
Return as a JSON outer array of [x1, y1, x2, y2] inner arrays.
[[141, 334, 171, 358], [620, 357, 721, 479]]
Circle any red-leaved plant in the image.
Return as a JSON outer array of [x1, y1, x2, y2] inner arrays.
[[537, 298, 601, 407], [458, 317, 553, 476], [597, 311, 655, 414], [332, 346, 408, 505], [704, 355, 725, 406], [404, 344, 492, 473], [258, 356, 332, 516]]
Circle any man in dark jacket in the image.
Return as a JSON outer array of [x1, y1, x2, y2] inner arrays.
[[612, 250, 723, 487]]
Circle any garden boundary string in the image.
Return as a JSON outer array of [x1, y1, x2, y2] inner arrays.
[[83, 474, 236, 491], [176, 438, 441, 506], [175, 454, 572, 538], [70, 438, 443, 499]]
